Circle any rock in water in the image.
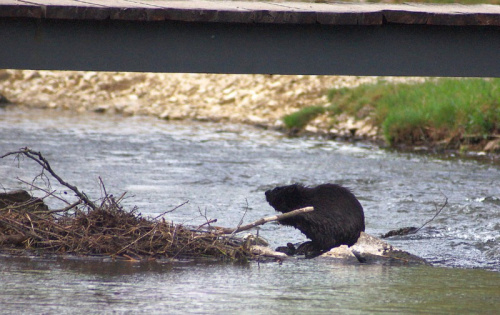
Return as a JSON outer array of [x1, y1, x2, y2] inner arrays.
[[0, 190, 49, 212], [323, 232, 430, 265]]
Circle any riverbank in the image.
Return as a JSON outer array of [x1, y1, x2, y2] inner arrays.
[[0, 69, 416, 136], [290, 78, 500, 154], [1, 70, 498, 156]]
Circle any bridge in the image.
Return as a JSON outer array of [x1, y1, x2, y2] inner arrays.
[[1, 0, 499, 77]]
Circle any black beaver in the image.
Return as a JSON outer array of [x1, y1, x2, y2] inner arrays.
[[265, 183, 365, 253]]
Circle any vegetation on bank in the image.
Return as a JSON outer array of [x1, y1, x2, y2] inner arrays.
[[283, 105, 326, 130], [284, 78, 500, 151]]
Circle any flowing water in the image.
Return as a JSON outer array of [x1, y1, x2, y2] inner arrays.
[[0, 107, 499, 314]]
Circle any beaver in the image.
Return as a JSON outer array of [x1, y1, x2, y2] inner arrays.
[[265, 183, 365, 253]]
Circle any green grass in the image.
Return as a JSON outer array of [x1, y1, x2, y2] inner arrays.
[[283, 105, 326, 129], [330, 78, 500, 146], [285, 78, 500, 148]]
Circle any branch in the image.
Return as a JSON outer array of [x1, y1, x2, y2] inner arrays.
[[228, 198, 250, 239], [196, 219, 217, 230], [381, 194, 449, 238], [153, 200, 189, 220], [414, 194, 448, 234], [216, 206, 314, 235], [43, 200, 82, 215], [2, 148, 97, 210]]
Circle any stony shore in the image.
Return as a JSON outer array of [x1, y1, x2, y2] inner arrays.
[[0, 70, 423, 141]]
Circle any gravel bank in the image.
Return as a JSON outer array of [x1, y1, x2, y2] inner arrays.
[[0, 70, 421, 139]]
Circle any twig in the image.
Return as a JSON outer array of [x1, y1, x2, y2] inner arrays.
[[98, 177, 108, 208], [196, 206, 216, 230], [115, 200, 190, 257], [99, 177, 107, 198], [17, 178, 71, 205], [197, 219, 217, 230], [153, 201, 189, 220], [381, 194, 449, 238], [1, 214, 62, 240], [229, 199, 250, 239], [43, 200, 82, 215], [25, 210, 85, 238], [115, 192, 127, 204], [414, 194, 448, 234], [113, 224, 159, 256], [217, 206, 314, 235], [2, 148, 97, 210]]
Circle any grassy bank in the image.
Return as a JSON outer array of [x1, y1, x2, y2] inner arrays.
[[284, 78, 500, 151]]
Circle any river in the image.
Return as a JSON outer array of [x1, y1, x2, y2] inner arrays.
[[0, 107, 499, 314]]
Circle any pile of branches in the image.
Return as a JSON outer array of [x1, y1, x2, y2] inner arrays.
[[0, 148, 253, 262], [0, 192, 251, 262]]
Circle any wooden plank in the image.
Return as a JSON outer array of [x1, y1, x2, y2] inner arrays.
[[265, 2, 384, 25], [0, 0, 42, 18], [18, 0, 108, 19], [226, 1, 325, 24], [2, 1, 500, 25], [127, 0, 252, 23], [75, 0, 163, 20], [383, 4, 500, 26], [131, 1, 382, 24]]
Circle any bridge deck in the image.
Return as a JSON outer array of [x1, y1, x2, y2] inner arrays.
[[1, 1, 500, 76], [2, 0, 500, 25]]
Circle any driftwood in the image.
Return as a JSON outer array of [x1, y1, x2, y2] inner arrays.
[[216, 206, 314, 235], [250, 245, 288, 260]]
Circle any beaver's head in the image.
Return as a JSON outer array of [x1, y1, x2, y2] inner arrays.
[[265, 184, 307, 213]]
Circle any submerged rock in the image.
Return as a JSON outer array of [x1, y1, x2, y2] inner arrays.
[[0, 190, 31, 205], [266, 232, 428, 265], [0, 190, 50, 246], [0, 190, 48, 212], [322, 232, 429, 265]]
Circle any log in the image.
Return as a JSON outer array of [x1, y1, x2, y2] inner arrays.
[[217, 206, 314, 235]]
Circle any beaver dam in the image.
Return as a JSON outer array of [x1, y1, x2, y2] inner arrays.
[[0, 148, 250, 262], [1, 148, 321, 263], [0, 189, 252, 262]]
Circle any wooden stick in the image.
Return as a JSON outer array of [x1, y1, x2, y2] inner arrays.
[[414, 195, 448, 234], [41, 200, 81, 214], [2, 148, 98, 210], [216, 206, 314, 235]]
